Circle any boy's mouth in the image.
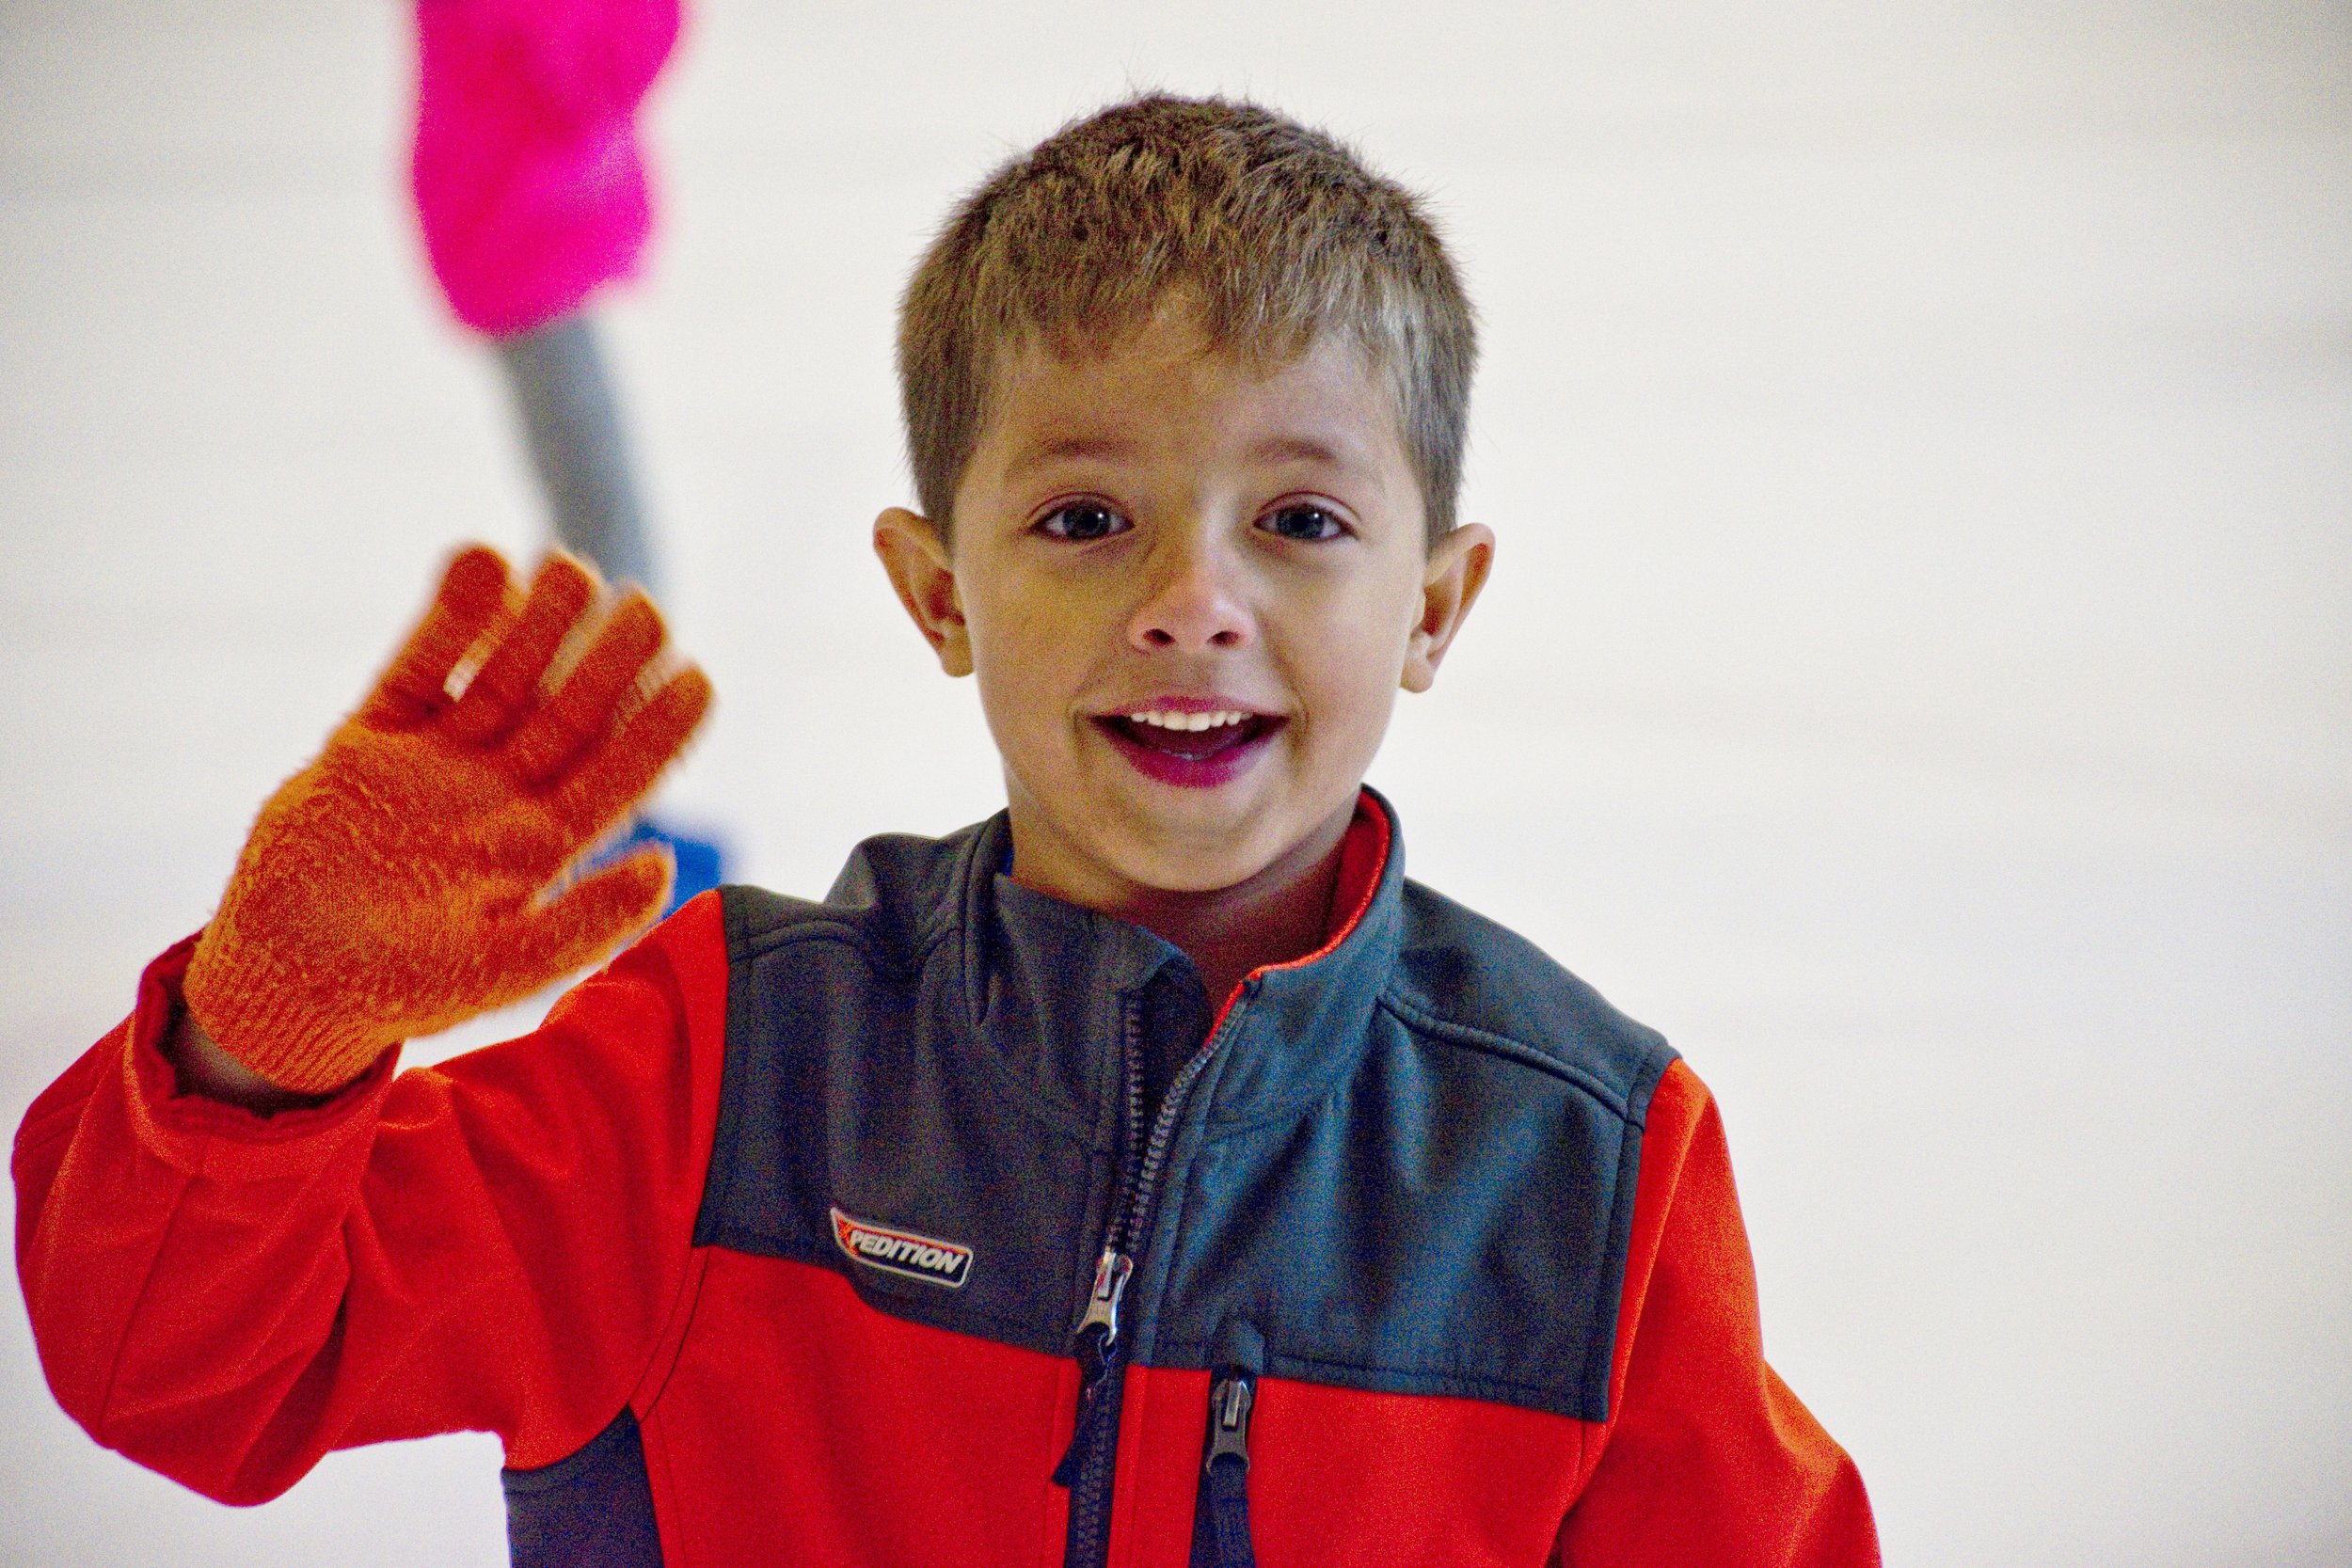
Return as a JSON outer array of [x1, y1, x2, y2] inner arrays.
[[1092, 709, 1281, 788]]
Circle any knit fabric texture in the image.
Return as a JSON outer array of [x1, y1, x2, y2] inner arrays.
[[183, 546, 711, 1092]]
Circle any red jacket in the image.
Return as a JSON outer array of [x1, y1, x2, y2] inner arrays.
[[15, 795, 1876, 1565]]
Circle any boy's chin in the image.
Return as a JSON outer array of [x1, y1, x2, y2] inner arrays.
[[1040, 794, 1351, 901], [1004, 748, 1362, 902], [1109, 841, 1288, 897]]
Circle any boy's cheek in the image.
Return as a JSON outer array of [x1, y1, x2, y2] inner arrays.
[[969, 568, 1116, 653]]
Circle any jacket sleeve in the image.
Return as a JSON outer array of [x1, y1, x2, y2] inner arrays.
[[1555, 1059, 1880, 1567], [11, 890, 732, 1504]]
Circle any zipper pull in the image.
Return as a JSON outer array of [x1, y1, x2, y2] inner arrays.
[[1076, 1247, 1134, 1351], [1204, 1372, 1254, 1473], [1053, 1248, 1136, 1489], [1197, 1370, 1260, 1566]]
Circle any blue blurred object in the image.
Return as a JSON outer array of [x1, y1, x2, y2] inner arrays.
[[610, 816, 727, 915]]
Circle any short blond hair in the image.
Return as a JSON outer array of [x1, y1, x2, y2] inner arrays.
[[898, 93, 1477, 545]]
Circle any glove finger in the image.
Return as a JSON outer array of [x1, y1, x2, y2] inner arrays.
[[506, 590, 668, 788], [446, 553, 600, 749], [550, 665, 713, 838], [357, 545, 515, 731], [491, 848, 673, 995]]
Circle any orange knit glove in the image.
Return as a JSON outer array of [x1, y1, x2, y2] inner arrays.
[[182, 546, 713, 1093]]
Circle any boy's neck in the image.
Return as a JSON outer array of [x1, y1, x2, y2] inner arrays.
[[1007, 795, 1359, 1010]]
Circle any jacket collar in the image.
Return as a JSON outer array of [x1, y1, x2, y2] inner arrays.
[[948, 788, 1407, 1144]]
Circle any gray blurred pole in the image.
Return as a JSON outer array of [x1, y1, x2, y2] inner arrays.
[[493, 312, 659, 595]]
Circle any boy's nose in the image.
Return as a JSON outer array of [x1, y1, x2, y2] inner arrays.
[[1127, 542, 1254, 653]]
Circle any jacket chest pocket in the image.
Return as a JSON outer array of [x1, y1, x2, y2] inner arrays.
[[1220, 1374, 1588, 1568]]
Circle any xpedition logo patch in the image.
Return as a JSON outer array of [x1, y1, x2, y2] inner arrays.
[[830, 1208, 974, 1290]]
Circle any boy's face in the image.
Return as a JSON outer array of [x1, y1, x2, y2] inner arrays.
[[876, 302, 1491, 906]]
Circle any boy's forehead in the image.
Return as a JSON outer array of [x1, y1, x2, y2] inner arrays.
[[980, 318, 1406, 479]]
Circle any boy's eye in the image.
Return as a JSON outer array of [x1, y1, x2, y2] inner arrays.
[[1259, 504, 1347, 542], [1036, 501, 1129, 541]]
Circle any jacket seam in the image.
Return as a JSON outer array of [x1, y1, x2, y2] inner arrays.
[[695, 1234, 1075, 1347], [629, 1245, 712, 1420], [1580, 1049, 1677, 1419], [728, 916, 920, 980], [1378, 990, 1649, 1123], [644, 1405, 691, 1568], [728, 914, 1102, 1149], [1192, 999, 1381, 1140], [1573, 1070, 1705, 1493], [957, 1008, 1121, 1154], [708, 904, 954, 1241], [1152, 1338, 1591, 1409]]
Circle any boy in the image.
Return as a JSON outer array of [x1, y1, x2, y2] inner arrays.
[[15, 94, 1877, 1565]]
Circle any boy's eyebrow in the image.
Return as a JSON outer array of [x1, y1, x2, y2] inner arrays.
[[1248, 435, 1352, 467], [1005, 430, 1369, 479], [1007, 435, 1137, 477]]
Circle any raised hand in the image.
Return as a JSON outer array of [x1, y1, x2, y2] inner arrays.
[[181, 545, 713, 1093]]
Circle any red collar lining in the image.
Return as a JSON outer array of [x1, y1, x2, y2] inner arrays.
[[1208, 790, 1391, 1028]]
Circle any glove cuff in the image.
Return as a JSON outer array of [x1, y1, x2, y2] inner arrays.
[[182, 920, 400, 1095]]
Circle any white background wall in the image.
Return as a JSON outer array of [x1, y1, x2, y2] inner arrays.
[[3, 2, 2347, 1563]]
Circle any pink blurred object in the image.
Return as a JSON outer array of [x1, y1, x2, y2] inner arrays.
[[410, 0, 683, 338]]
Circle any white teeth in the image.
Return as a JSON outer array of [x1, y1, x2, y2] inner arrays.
[[1125, 709, 1249, 731]]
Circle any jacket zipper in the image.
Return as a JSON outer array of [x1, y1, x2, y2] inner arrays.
[[1056, 984, 1251, 1568], [1195, 1370, 1258, 1568]]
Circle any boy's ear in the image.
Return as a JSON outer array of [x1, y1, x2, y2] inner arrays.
[[1402, 522, 1495, 694], [873, 508, 973, 677]]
